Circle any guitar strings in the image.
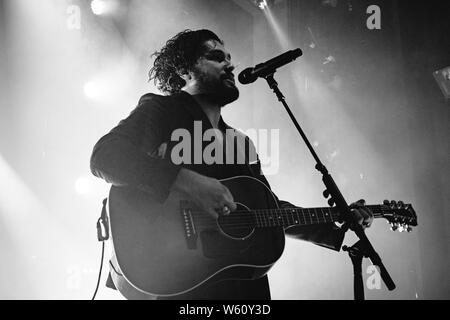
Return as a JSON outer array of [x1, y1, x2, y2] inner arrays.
[[189, 212, 341, 229], [186, 207, 386, 218], [178, 206, 387, 229], [187, 210, 384, 221], [187, 211, 385, 220], [175, 204, 405, 230], [183, 212, 385, 229]]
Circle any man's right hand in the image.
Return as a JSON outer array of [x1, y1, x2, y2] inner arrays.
[[171, 168, 236, 219]]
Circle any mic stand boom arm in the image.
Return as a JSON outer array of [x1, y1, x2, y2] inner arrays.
[[263, 73, 396, 299]]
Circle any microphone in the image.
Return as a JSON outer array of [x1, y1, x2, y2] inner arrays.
[[238, 48, 303, 85]]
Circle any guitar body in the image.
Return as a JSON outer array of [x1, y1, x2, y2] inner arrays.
[[108, 175, 285, 298]]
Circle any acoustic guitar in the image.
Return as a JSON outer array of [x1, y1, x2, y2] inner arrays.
[[107, 175, 417, 299]]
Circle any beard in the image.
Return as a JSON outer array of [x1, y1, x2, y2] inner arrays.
[[192, 68, 240, 106]]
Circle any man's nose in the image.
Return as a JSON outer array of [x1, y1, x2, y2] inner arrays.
[[224, 60, 235, 72]]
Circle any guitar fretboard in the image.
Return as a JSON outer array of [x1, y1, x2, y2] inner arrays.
[[251, 205, 384, 228]]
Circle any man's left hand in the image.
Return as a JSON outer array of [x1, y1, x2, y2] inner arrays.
[[349, 199, 374, 229]]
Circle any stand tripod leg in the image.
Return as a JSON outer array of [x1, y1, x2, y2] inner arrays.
[[343, 241, 366, 300], [352, 254, 364, 300]]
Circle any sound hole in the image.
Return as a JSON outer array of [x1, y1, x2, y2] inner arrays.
[[217, 204, 256, 240]]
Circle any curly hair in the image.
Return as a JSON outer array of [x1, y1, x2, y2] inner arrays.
[[148, 29, 223, 95]]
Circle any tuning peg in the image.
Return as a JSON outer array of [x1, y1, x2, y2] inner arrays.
[[398, 225, 405, 232], [390, 223, 398, 231], [323, 190, 330, 198], [407, 225, 413, 232], [328, 198, 335, 207], [383, 199, 390, 206], [390, 200, 397, 208], [398, 201, 405, 209]]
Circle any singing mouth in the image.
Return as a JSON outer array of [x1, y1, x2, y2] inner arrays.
[[222, 74, 235, 85]]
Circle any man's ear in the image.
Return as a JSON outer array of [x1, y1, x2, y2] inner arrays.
[[178, 69, 192, 83]]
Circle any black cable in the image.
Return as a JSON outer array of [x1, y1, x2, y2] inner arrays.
[[91, 241, 105, 300]]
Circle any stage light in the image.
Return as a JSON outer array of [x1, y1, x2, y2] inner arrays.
[[83, 79, 109, 102], [75, 176, 92, 195], [263, 2, 291, 50], [84, 81, 97, 99], [250, 0, 280, 11], [74, 175, 110, 197], [90, 0, 119, 16], [252, 0, 274, 10], [91, 0, 108, 15], [75, 175, 105, 196], [258, 0, 268, 10]]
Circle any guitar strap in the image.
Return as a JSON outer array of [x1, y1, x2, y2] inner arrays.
[[96, 198, 110, 242], [95, 197, 120, 291]]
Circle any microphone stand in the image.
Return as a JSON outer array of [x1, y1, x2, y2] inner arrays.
[[262, 72, 396, 300]]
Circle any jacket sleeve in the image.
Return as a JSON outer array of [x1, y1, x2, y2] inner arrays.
[[278, 200, 345, 251], [90, 94, 181, 203], [245, 136, 345, 251]]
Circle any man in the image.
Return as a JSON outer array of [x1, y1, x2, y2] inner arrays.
[[90, 29, 373, 300]]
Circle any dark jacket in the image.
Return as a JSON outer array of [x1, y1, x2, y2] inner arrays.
[[90, 91, 345, 299]]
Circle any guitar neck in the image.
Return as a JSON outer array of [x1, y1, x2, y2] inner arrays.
[[252, 205, 384, 228]]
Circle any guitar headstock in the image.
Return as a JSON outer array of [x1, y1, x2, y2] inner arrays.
[[380, 200, 418, 232]]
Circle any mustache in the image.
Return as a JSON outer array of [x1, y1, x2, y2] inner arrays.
[[221, 73, 235, 81]]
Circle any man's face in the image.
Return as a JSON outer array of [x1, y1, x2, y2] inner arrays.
[[191, 40, 239, 106]]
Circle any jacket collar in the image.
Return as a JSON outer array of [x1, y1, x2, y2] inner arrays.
[[176, 91, 232, 132]]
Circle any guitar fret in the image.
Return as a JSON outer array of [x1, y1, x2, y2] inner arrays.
[[324, 208, 331, 222], [263, 210, 268, 227], [278, 209, 284, 227], [255, 211, 261, 228], [311, 208, 317, 224], [270, 210, 273, 227], [267, 210, 273, 227], [278, 210, 282, 227], [280, 210, 284, 226], [324, 208, 329, 222], [300, 209, 305, 225], [282, 209, 288, 226], [255, 205, 385, 228], [273, 210, 277, 227]]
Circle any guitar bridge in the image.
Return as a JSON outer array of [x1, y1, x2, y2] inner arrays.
[[180, 200, 197, 249]]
